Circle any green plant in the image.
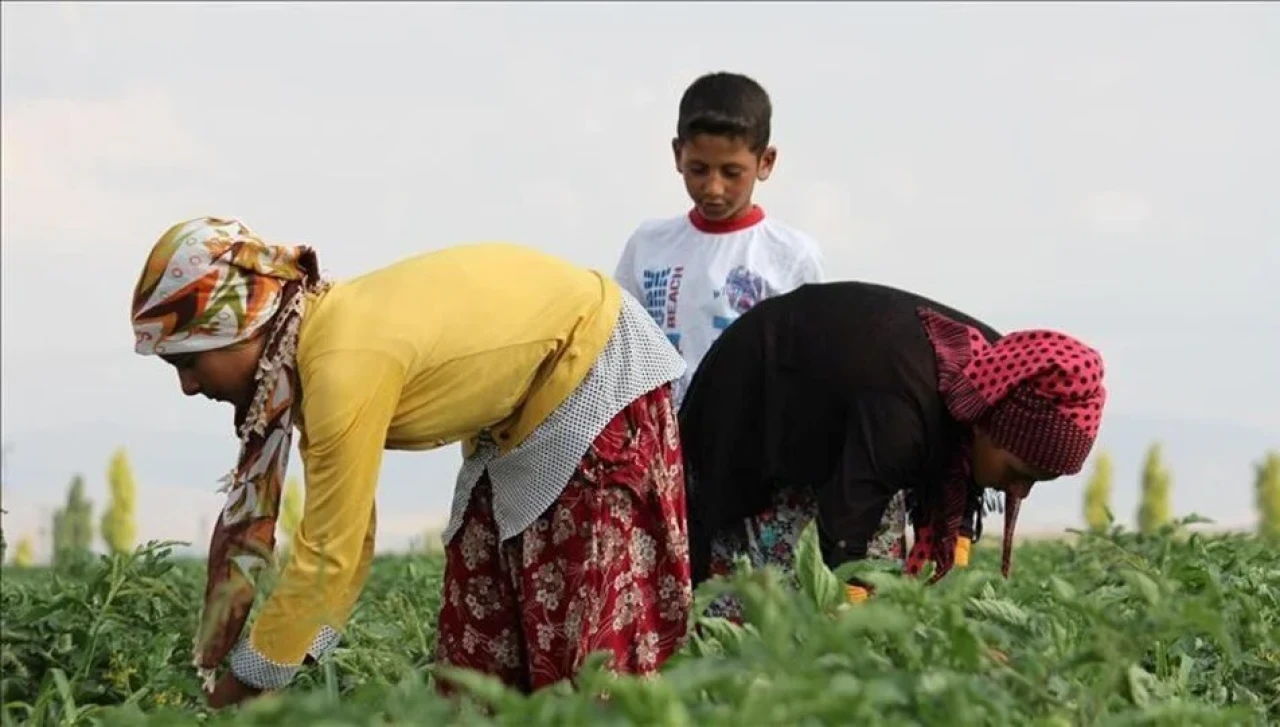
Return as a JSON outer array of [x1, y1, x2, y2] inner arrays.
[[2, 518, 1277, 726]]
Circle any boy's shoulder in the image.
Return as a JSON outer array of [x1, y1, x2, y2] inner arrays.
[[625, 213, 692, 244], [756, 215, 824, 261]]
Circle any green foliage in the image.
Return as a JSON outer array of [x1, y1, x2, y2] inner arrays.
[[1083, 451, 1114, 533], [413, 527, 445, 556], [1, 445, 10, 564], [51, 475, 94, 572], [1256, 451, 1280, 541], [277, 477, 304, 550], [2, 520, 1277, 726], [11, 535, 34, 568], [101, 450, 138, 556], [1137, 443, 1173, 534]]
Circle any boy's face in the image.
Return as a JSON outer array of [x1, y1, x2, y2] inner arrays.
[[672, 133, 776, 222]]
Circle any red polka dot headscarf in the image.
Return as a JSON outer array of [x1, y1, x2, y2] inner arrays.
[[924, 309, 1106, 476], [905, 306, 1107, 583]]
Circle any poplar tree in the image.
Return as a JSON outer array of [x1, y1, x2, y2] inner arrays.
[[1256, 451, 1280, 540], [53, 475, 94, 568], [1137, 443, 1173, 534], [12, 535, 34, 567], [1083, 451, 1114, 533], [101, 448, 138, 555], [278, 477, 304, 550]]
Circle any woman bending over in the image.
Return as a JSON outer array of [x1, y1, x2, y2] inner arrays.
[[676, 281, 1106, 615], [129, 218, 693, 706]]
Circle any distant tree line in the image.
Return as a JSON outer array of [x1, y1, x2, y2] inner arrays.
[[4, 447, 139, 569], [1083, 444, 1280, 538], [3, 451, 317, 569], [5, 442, 1280, 567]]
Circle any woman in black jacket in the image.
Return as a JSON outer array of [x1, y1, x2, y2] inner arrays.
[[677, 281, 1107, 615]]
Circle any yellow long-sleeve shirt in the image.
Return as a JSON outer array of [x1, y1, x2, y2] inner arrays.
[[244, 242, 622, 669]]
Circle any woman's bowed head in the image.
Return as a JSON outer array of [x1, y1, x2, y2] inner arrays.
[[131, 217, 324, 427], [679, 282, 1107, 607], [908, 307, 1106, 582], [130, 216, 329, 681]]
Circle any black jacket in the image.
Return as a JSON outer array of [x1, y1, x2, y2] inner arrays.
[[677, 281, 1001, 584]]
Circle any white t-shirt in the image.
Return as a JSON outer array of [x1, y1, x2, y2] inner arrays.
[[613, 205, 825, 407]]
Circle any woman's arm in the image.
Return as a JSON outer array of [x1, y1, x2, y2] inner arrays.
[[812, 393, 923, 579], [228, 350, 405, 691], [210, 495, 380, 708]]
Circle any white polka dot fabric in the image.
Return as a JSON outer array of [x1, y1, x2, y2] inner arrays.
[[441, 291, 686, 545], [229, 624, 341, 690]]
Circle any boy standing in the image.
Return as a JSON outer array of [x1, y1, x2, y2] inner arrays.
[[615, 71, 909, 609], [613, 71, 824, 408]]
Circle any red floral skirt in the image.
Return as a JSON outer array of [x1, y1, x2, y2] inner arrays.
[[433, 384, 692, 693]]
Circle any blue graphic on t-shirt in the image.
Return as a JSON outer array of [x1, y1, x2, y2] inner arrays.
[[641, 268, 672, 327], [641, 265, 685, 354]]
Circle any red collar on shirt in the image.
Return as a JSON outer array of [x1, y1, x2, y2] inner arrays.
[[688, 204, 766, 233]]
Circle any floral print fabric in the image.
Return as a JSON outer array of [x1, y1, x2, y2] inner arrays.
[[705, 487, 907, 621], [433, 385, 692, 692]]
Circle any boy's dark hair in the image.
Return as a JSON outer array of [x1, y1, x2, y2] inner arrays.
[[676, 71, 772, 154]]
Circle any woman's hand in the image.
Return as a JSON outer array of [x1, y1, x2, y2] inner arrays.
[[206, 671, 263, 709], [955, 535, 972, 567]]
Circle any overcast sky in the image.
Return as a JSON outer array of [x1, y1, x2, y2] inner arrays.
[[2, 2, 1277, 561]]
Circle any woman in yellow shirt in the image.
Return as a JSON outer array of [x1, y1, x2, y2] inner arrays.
[[130, 217, 692, 706]]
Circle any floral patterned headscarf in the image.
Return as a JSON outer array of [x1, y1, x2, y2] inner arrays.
[[131, 217, 329, 686]]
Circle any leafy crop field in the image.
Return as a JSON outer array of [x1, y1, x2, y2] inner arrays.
[[3, 520, 1278, 726]]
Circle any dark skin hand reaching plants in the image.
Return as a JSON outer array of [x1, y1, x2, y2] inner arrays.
[[206, 671, 262, 709], [206, 654, 320, 708]]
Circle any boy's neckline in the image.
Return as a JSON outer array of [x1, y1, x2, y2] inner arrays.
[[688, 204, 765, 234]]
